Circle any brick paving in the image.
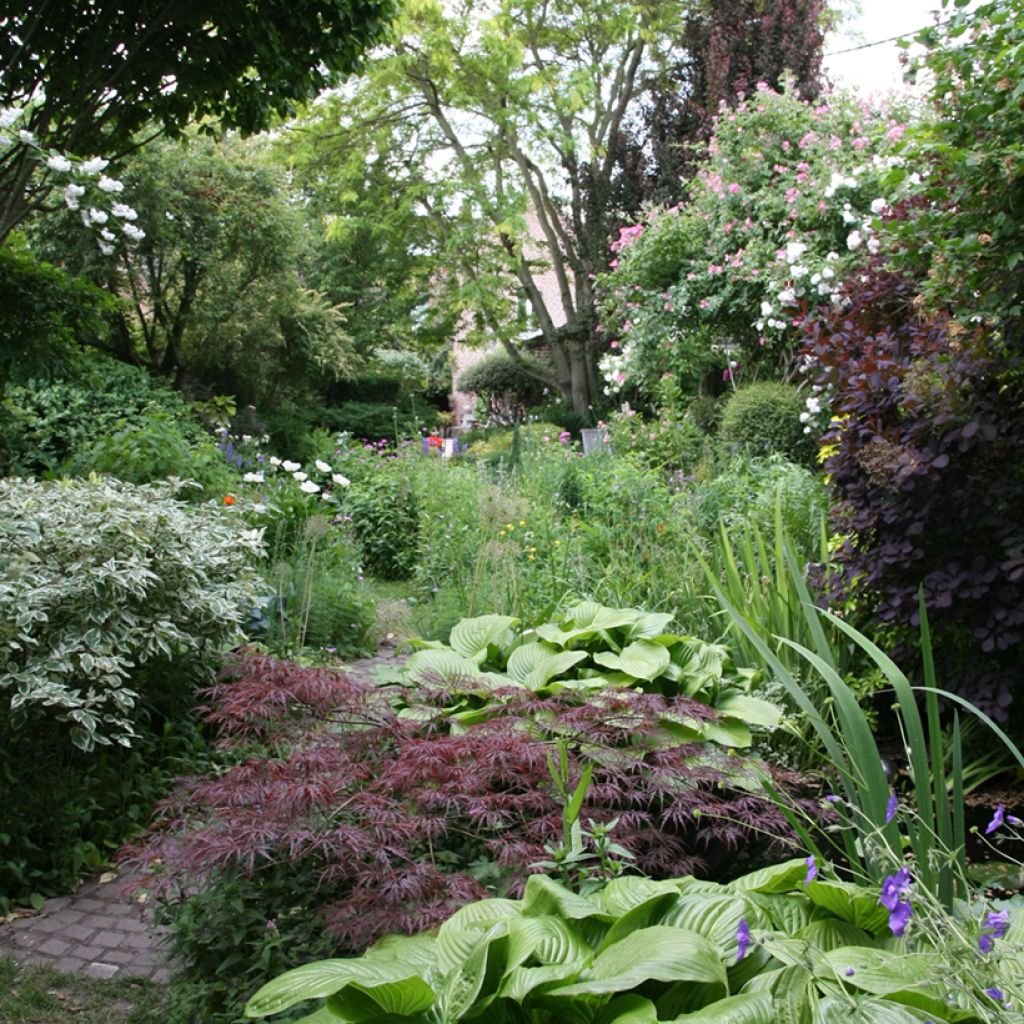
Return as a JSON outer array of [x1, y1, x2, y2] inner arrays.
[[0, 649, 406, 983], [0, 869, 171, 982]]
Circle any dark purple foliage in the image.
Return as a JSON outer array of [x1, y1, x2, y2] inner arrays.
[[803, 268, 1024, 719], [125, 650, 810, 951]]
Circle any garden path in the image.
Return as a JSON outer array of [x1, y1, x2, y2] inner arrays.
[[0, 649, 404, 982]]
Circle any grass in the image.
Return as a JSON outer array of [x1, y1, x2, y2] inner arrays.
[[0, 958, 170, 1024]]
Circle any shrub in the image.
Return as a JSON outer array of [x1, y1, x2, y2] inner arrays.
[[0, 243, 115, 394], [344, 469, 420, 580], [718, 381, 815, 465], [67, 410, 235, 496], [0, 477, 263, 906], [0, 351, 205, 478], [129, 650, 808, 1023], [803, 268, 1024, 721], [0, 477, 264, 750], [681, 454, 827, 557], [457, 352, 546, 424]]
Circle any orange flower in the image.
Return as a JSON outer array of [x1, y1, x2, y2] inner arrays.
[[223, 494, 236, 506]]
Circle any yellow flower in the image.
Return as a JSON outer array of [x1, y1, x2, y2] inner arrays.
[[519, 519, 526, 526]]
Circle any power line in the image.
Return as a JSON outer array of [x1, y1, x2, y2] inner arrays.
[[824, 17, 954, 57]]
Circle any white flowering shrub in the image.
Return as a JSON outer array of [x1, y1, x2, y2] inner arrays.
[[0, 478, 264, 751]]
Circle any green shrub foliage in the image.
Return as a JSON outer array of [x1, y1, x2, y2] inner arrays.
[[344, 470, 420, 580], [0, 477, 264, 750], [718, 381, 815, 466]]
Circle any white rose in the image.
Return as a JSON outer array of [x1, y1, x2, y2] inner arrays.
[[300, 480, 320, 494], [281, 460, 300, 472], [292, 471, 307, 482], [315, 459, 332, 473], [47, 154, 72, 173], [846, 231, 862, 251]]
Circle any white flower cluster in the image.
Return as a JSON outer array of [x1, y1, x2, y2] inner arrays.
[[244, 452, 350, 502], [0, 103, 144, 255], [799, 383, 832, 435], [598, 341, 635, 396], [756, 244, 843, 336]]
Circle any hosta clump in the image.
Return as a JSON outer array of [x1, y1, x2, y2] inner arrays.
[[128, 650, 806, 1022], [248, 858, 1024, 1023], [386, 603, 784, 748], [0, 476, 264, 750]]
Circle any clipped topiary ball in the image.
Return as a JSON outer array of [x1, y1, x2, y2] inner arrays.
[[718, 381, 816, 466]]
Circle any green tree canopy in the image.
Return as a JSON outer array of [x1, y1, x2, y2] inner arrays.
[[0, 0, 396, 240]]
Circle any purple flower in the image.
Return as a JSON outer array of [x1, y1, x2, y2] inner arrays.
[[888, 898, 913, 937], [879, 866, 911, 910], [985, 909, 1010, 938], [979, 934, 995, 954], [804, 855, 817, 885], [985, 805, 1005, 834], [985, 987, 1004, 1002], [825, 793, 840, 803], [844, 967, 856, 977], [885, 791, 898, 824], [879, 866, 913, 936], [736, 918, 752, 962]]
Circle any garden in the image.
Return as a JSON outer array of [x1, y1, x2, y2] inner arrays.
[[1, 0, 1023, 1022]]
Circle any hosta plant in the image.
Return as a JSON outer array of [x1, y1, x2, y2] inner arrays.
[[382, 604, 784, 749], [246, 858, 1024, 1023]]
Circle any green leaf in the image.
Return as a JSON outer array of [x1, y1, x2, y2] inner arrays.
[[804, 881, 890, 935], [595, 994, 661, 1024], [449, 614, 518, 662], [593, 641, 671, 682], [669, 991, 775, 1023], [598, 876, 684, 917], [436, 899, 520, 974], [700, 718, 753, 748], [793, 918, 876, 952], [402, 648, 485, 686], [728, 859, 808, 895], [551, 926, 726, 995], [713, 693, 782, 729], [244, 958, 434, 1018], [623, 612, 676, 639], [525, 649, 592, 690], [520, 874, 608, 921], [821, 948, 953, 1018]]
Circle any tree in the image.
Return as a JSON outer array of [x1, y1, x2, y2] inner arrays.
[[0, 0, 396, 242], [293, 0, 690, 414], [41, 136, 354, 404], [294, 0, 829, 414], [636, 0, 826, 201]]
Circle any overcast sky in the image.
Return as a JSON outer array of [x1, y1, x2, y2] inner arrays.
[[823, 0, 953, 95]]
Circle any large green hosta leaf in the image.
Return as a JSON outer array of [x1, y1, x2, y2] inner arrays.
[[804, 881, 891, 935], [401, 648, 488, 687], [506, 642, 590, 689], [669, 991, 775, 1023], [821, 948, 964, 1020], [594, 641, 671, 682], [520, 874, 609, 921], [244, 957, 434, 1018], [448, 614, 519, 663], [550, 926, 726, 996], [713, 693, 782, 730], [435, 898, 521, 974], [727, 859, 809, 895]]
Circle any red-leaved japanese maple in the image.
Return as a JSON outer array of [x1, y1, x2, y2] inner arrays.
[[124, 649, 809, 952]]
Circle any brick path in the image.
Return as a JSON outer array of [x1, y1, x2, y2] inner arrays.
[[0, 650, 405, 982], [0, 870, 170, 982]]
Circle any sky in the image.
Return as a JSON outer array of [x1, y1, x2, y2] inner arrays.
[[822, 0, 953, 96]]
